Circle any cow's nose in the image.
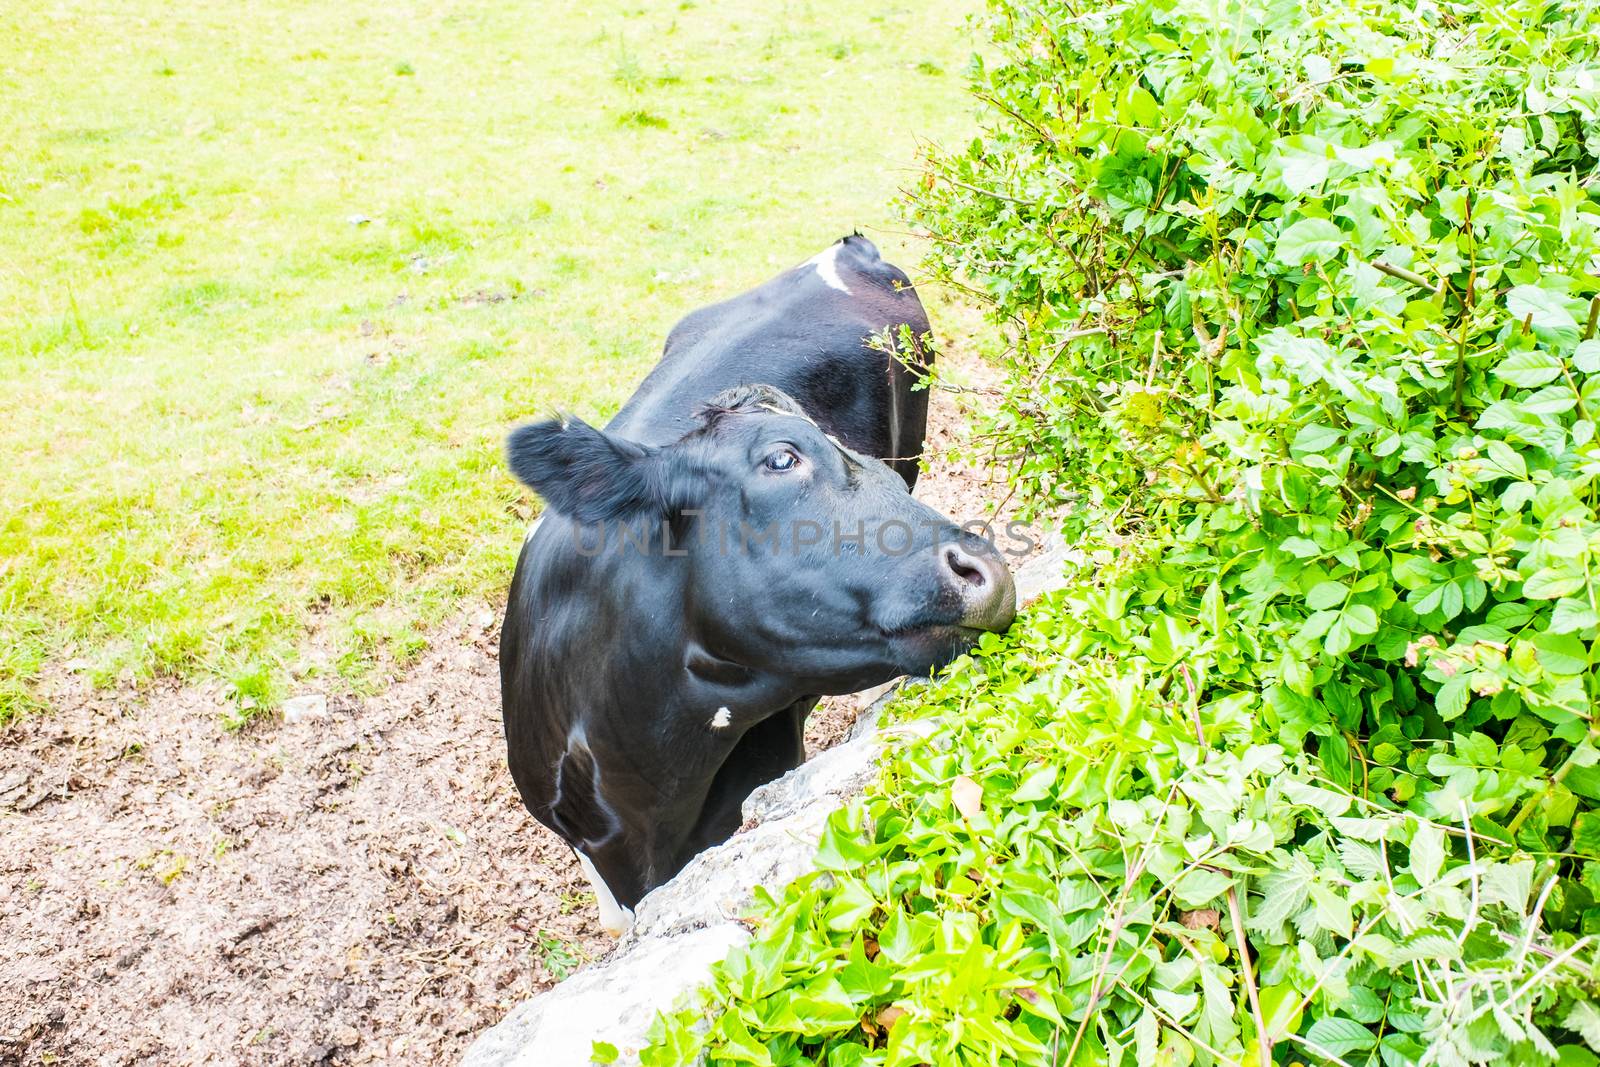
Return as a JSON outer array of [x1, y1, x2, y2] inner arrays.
[[940, 541, 1017, 633]]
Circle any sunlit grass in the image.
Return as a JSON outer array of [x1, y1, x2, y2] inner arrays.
[[0, 0, 978, 724]]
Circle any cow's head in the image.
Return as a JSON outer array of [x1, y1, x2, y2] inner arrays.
[[507, 385, 1015, 691]]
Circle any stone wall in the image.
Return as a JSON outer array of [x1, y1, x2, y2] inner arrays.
[[462, 545, 1066, 1067]]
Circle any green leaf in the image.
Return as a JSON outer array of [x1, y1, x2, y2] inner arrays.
[[1319, 735, 1354, 791], [591, 1041, 621, 1064], [1201, 580, 1228, 634], [1524, 567, 1587, 600], [1493, 349, 1565, 388], [1310, 882, 1354, 938], [1409, 822, 1446, 886], [1436, 675, 1471, 719], [1173, 867, 1233, 908], [1565, 1000, 1600, 1053], [1342, 603, 1379, 635], [1126, 85, 1160, 125], [1307, 581, 1348, 610], [1506, 285, 1579, 345], [1391, 933, 1462, 964], [1012, 764, 1057, 802], [1503, 481, 1538, 512], [1484, 439, 1528, 480], [714, 1011, 774, 1065], [1292, 423, 1344, 454], [1533, 631, 1590, 675], [1282, 536, 1323, 558], [1576, 339, 1600, 374], [1275, 218, 1345, 266], [1305, 1016, 1377, 1057], [1284, 778, 1352, 817], [1260, 983, 1304, 1038], [1551, 598, 1600, 634]]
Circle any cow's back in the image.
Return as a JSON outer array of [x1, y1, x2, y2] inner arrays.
[[607, 236, 930, 468]]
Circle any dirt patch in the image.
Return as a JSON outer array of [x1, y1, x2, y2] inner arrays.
[[1, 613, 600, 1066], [0, 349, 1021, 1067]]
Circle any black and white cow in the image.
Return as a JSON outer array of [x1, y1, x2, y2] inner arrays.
[[500, 236, 1015, 933]]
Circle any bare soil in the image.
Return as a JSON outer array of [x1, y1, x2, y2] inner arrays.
[[0, 353, 1016, 1067]]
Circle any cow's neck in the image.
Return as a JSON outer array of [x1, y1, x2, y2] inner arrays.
[[533, 539, 792, 756]]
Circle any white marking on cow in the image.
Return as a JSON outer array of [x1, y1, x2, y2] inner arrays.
[[710, 706, 732, 729], [576, 851, 635, 937], [523, 514, 545, 544], [759, 402, 816, 426], [803, 243, 852, 294]]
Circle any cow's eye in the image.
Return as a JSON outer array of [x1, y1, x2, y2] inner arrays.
[[764, 449, 800, 472]]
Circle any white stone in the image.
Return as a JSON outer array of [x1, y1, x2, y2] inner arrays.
[[280, 694, 328, 724], [461, 924, 748, 1067]]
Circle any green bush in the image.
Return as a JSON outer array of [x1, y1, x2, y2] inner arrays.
[[638, 0, 1600, 1063]]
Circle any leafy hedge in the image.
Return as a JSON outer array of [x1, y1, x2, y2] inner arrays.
[[633, 0, 1600, 1064]]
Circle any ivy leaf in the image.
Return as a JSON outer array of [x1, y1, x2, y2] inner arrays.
[[1012, 764, 1057, 802]]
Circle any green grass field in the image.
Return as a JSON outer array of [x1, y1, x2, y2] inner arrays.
[[0, 0, 977, 724]]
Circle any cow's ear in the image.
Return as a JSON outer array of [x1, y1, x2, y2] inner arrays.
[[507, 416, 688, 523]]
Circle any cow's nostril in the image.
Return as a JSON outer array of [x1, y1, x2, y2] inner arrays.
[[945, 546, 988, 588], [940, 539, 1017, 633]]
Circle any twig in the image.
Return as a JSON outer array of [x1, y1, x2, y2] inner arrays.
[[1373, 261, 1431, 290], [939, 174, 1032, 207], [1562, 361, 1590, 424], [1457, 800, 1479, 951], [1584, 295, 1599, 342], [1228, 885, 1271, 1067]]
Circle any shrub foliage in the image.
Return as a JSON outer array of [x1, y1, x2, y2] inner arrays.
[[638, 0, 1600, 1064]]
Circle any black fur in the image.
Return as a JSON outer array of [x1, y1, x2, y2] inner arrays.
[[506, 417, 662, 524]]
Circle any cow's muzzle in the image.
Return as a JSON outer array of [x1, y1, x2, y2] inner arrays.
[[940, 540, 1017, 633]]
